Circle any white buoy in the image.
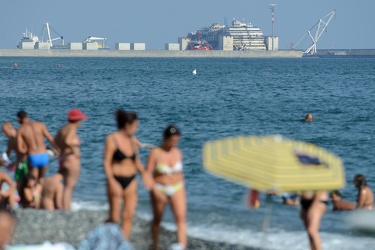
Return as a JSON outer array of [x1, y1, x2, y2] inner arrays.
[[192, 69, 197, 75]]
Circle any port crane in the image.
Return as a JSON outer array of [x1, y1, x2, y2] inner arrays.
[[83, 36, 108, 49], [40, 21, 64, 47], [294, 10, 336, 54]]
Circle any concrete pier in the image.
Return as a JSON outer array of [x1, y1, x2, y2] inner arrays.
[[0, 49, 303, 58]]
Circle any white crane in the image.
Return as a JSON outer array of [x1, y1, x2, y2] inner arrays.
[[294, 10, 336, 55], [40, 21, 64, 47]]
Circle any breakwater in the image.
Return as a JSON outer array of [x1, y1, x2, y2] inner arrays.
[[0, 49, 303, 58]]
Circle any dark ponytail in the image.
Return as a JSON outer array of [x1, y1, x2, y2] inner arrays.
[[115, 109, 138, 129]]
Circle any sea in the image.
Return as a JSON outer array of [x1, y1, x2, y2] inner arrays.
[[1, 57, 375, 249]]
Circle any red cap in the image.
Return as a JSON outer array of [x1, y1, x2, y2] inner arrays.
[[68, 109, 87, 122]]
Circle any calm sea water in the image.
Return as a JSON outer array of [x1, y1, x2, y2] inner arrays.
[[1, 57, 375, 249]]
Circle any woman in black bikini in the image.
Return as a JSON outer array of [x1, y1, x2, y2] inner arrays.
[[103, 109, 147, 239], [300, 191, 328, 250]]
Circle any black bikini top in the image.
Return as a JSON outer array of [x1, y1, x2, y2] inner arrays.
[[112, 135, 137, 162]]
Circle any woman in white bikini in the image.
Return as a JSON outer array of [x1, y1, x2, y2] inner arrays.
[[146, 125, 186, 250]]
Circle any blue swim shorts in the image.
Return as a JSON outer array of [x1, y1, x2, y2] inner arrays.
[[27, 153, 50, 168]]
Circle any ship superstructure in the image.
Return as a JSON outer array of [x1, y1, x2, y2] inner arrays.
[[187, 20, 266, 50]]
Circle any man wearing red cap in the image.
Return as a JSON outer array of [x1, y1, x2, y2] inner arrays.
[[54, 108, 87, 210], [16, 110, 57, 185]]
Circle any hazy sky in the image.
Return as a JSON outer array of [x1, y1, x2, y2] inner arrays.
[[1, 0, 374, 50]]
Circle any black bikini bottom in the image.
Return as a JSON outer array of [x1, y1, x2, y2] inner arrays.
[[301, 198, 328, 211], [114, 175, 136, 189]]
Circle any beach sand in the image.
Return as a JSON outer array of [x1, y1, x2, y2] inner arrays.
[[12, 209, 258, 250]]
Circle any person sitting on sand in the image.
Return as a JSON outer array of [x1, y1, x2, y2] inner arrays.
[[0, 208, 15, 248], [20, 173, 42, 209], [41, 173, 63, 210], [304, 113, 314, 121], [330, 190, 356, 211], [0, 171, 16, 210], [354, 174, 374, 210]]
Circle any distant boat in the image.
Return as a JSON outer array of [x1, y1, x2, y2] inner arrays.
[[18, 29, 39, 47], [192, 69, 197, 75]]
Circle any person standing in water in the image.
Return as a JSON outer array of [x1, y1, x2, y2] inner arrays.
[[2, 122, 28, 193], [103, 109, 148, 239], [354, 174, 374, 210], [16, 111, 57, 186], [300, 191, 328, 250], [146, 125, 186, 250], [330, 190, 356, 211], [54, 109, 87, 210]]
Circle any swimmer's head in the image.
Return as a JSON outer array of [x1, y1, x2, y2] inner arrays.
[[163, 125, 181, 148], [1, 122, 15, 137], [0, 208, 15, 247], [305, 113, 313, 121], [354, 174, 367, 188], [115, 109, 138, 136], [330, 190, 342, 201], [16, 110, 28, 124]]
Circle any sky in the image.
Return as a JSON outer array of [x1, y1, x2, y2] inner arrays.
[[0, 0, 374, 50]]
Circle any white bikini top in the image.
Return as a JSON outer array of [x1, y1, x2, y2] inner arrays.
[[156, 161, 183, 175]]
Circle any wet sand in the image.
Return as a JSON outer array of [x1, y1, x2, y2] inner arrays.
[[12, 209, 258, 250]]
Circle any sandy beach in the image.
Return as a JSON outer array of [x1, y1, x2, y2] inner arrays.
[[11, 209, 257, 250]]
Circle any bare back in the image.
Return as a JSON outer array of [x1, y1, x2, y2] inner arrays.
[[358, 187, 374, 209], [18, 122, 50, 155], [55, 124, 80, 157]]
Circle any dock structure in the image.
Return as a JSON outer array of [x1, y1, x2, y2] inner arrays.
[[0, 49, 303, 58]]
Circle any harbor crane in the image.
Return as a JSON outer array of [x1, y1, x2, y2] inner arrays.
[[294, 10, 336, 54], [40, 21, 64, 47]]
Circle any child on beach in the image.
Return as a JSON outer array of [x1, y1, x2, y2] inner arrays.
[[20, 174, 42, 209]]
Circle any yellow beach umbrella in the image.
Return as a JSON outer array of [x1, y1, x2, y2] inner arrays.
[[203, 135, 345, 193]]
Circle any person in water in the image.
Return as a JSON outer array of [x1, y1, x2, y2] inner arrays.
[[54, 108, 87, 210], [103, 109, 148, 239], [304, 113, 314, 121], [330, 190, 356, 211], [300, 191, 328, 250], [41, 172, 63, 210], [0, 171, 16, 210], [20, 173, 42, 209], [282, 193, 300, 206], [16, 110, 57, 186], [146, 125, 186, 250], [354, 174, 374, 210], [2, 122, 28, 193], [0, 208, 15, 248]]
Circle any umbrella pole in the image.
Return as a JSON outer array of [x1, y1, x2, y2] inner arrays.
[[261, 197, 273, 249]]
